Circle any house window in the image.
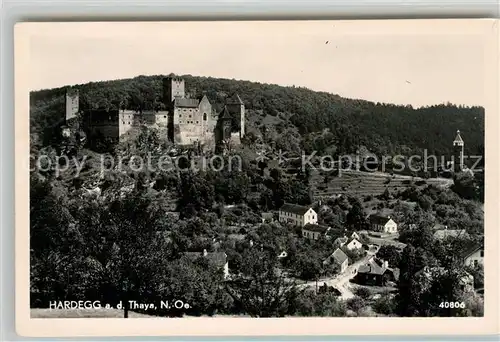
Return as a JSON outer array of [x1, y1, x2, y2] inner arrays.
[[164, 115, 167, 118], [473, 260, 479, 267], [480, 251, 484, 257], [203, 113, 207, 121], [196, 121, 199, 124]]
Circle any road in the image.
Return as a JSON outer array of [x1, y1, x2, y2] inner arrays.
[[299, 251, 375, 300]]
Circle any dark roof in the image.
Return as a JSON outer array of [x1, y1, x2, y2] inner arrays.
[[334, 236, 348, 245], [183, 251, 227, 268], [279, 203, 312, 215], [206, 252, 227, 267], [453, 130, 464, 144], [330, 248, 348, 265], [358, 258, 392, 275], [303, 224, 330, 233], [368, 214, 392, 225], [219, 106, 232, 119], [226, 93, 244, 105], [174, 98, 199, 108], [461, 242, 483, 260]]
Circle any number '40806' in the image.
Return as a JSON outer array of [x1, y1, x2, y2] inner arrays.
[[439, 302, 466, 309]]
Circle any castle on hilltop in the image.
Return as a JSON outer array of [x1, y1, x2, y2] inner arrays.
[[64, 75, 245, 150]]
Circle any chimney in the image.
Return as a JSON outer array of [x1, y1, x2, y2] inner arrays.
[[384, 260, 389, 268], [203, 249, 208, 257]]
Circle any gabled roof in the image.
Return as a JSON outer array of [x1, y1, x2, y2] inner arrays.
[[280, 203, 312, 215], [183, 251, 227, 268], [226, 93, 244, 105], [330, 248, 348, 265], [334, 236, 348, 246], [303, 224, 330, 233], [219, 106, 232, 119], [461, 242, 483, 260], [453, 130, 464, 144], [358, 258, 390, 275], [346, 238, 362, 246], [206, 252, 228, 267], [174, 98, 199, 108], [368, 214, 392, 225], [433, 229, 469, 240]]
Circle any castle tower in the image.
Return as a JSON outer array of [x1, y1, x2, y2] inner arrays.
[[162, 74, 185, 106], [219, 106, 233, 141], [226, 93, 245, 138], [65, 89, 79, 121], [453, 129, 464, 172]]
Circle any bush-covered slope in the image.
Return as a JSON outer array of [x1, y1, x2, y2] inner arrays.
[[30, 74, 485, 157]]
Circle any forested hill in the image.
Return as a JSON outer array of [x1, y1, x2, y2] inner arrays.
[[30, 74, 485, 157]]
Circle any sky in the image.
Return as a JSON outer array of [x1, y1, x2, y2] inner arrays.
[[25, 20, 488, 108]]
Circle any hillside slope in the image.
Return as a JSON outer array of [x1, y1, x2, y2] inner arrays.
[[30, 74, 485, 158]]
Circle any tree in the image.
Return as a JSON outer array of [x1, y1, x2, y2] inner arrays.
[[293, 251, 323, 281], [376, 245, 402, 268], [346, 199, 367, 230], [226, 249, 298, 317]]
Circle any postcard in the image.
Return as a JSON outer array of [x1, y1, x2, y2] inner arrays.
[[15, 19, 499, 337]]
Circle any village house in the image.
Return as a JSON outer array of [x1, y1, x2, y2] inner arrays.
[[261, 212, 274, 224], [323, 248, 349, 273], [184, 249, 230, 280], [302, 224, 331, 240], [333, 235, 363, 251], [278, 203, 317, 227], [350, 232, 361, 240], [461, 243, 484, 267], [368, 215, 398, 234], [433, 227, 470, 240], [356, 257, 398, 286]]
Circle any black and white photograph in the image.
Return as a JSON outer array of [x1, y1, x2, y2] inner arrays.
[[18, 20, 495, 331]]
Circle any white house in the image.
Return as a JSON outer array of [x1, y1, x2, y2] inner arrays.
[[350, 232, 361, 240], [368, 215, 398, 234], [323, 248, 349, 273], [302, 224, 330, 240], [345, 238, 363, 251], [279, 203, 317, 227], [333, 236, 363, 251], [462, 244, 484, 267]]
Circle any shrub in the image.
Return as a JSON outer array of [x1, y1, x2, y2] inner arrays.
[[354, 287, 372, 300], [372, 294, 396, 315]]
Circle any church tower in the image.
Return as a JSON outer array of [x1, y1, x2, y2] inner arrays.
[[453, 129, 464, 172]]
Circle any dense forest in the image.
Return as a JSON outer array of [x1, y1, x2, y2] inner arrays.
[[30, 74, 485, 159]]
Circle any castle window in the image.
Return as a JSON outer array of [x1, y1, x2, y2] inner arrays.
[[203, 113, 207, 121], [128, 122, 130, 125], [196, 121, 199, 124]]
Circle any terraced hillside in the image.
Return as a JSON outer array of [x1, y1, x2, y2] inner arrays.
[[311, 169, 453, 199]]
